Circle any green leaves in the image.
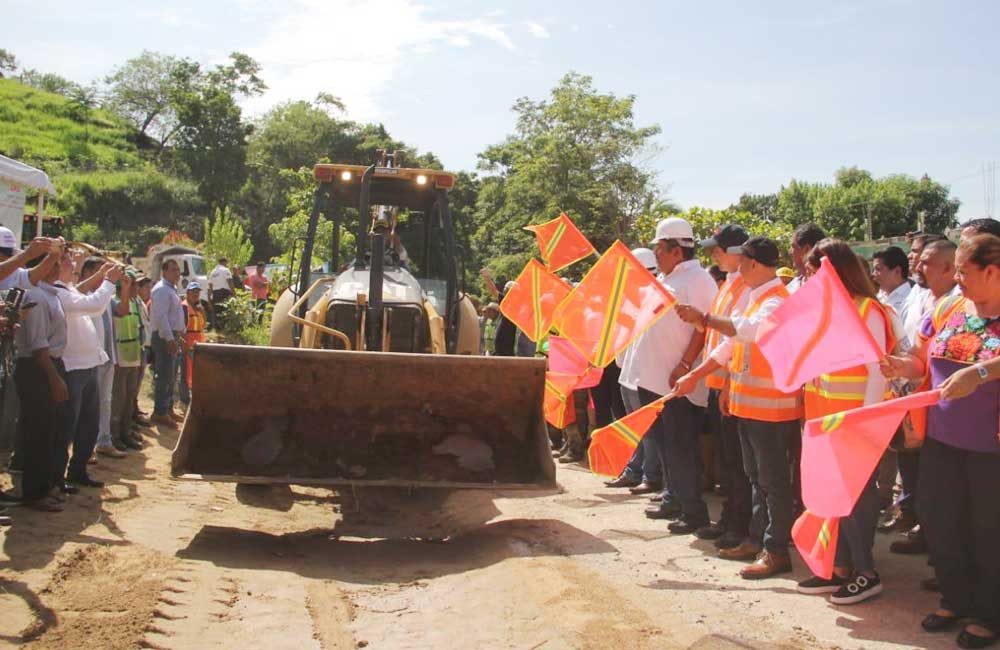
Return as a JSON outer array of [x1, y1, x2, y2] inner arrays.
[[203, 207, 254, 269]]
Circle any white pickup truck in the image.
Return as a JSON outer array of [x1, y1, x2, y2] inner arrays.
[[136, 245, 208, 296]]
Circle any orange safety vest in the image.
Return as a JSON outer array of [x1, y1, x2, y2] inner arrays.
[[704, 274, 749, 390], [184, 303, 206, 345], [728, 283, 803, 422], [906, 294, 966, 442], [804, 298, 896, 419]]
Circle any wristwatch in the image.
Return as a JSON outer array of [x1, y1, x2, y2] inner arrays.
[[974, 363, 988, 381]]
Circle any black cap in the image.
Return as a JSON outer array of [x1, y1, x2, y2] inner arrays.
[[699, 224, 749, 250], [727, 236, 781, 268]]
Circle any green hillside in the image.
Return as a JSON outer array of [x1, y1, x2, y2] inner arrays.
[[0, 78, 143, 174]]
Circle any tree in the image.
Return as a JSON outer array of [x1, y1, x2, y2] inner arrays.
[[730, 193, 777, 222], [473, 72, 662, 276], [173, 52, 266, 210], [203, 207, 255, 269], [0, 48, 17, 77], [104, 51, 187, 149], [67, 84, 99, 145], [17, 69, 80, 96]]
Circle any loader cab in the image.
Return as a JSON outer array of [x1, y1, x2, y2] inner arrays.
[[291, 156, 464, 353]]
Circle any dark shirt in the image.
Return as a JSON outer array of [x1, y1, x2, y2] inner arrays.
[[493, 291, 516, 356]]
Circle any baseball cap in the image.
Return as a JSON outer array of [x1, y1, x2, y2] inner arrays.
[[650, 217, 695, 247], [699, 224, 749, 250], [631, 247, 657, 271], [776, 266, 795, 279], [0, 226, 21, 254], [727, 236, 781, 268], [187, 281, 202, 291]]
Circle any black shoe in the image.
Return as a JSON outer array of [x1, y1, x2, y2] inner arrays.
[[957, 625, 998, 649], [890, 526, 927, 554], [60, 483, 80, 495], [668, 518, 708, 535], [830, 573, 883, 605], [67, 475, 104, 488], [714, 531, 744, 550], [112, 439, 130, 452], [695, 521, 725, 540], [797, 574, 847, 594], [122, 436, 142, 450], [645, 504, 682, 520], [557, 449, 583, 464], [604, 474, 640, 488], [921, 576, 940, 592], [922, 612, 961, 632]]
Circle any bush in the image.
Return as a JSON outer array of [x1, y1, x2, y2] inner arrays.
[[216, 289, 271, 345]]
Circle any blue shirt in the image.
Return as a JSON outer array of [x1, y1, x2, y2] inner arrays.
[[150, 278, 184, 339]]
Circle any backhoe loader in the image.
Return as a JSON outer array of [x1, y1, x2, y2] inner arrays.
[[171, 151, 555, 538]]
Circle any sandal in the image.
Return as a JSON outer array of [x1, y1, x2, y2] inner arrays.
[[958, 623, 998, 649]]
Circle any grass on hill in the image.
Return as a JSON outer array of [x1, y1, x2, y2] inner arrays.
[[0, 78, 144, 174]]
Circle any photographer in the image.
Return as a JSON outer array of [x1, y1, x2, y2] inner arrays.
[[12, 250, 68, 512], [0, 227, 62, 290]]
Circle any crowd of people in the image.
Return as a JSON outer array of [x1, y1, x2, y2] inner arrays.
[[0, 240, 272, 523], [481, 216, 1000, 648]]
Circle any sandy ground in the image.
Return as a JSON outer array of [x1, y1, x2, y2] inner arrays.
[[0, 390, 955, 649]]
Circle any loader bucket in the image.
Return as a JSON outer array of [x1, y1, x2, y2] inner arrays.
[[171, 344, 555, 489]]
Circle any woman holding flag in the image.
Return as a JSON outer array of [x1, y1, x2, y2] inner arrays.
[[881, 233, 1000, 649], [794, 240, 899, 604]]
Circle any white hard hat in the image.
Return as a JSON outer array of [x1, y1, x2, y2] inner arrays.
[[631, 247, 657, 271], [0, 226, 20, 253], [650, 217, 695, 247]]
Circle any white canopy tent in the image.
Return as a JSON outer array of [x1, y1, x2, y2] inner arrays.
[[0, 154, 57, 244]]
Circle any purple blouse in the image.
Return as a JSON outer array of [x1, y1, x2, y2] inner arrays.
[[921, 306, 1000, 454]]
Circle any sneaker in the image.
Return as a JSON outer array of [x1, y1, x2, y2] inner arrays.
[[797, 574, 847, 595], [830, 573, 883, 605]]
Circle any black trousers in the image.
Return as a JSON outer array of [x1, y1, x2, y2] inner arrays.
[[13, 357, 64, 501], [897, 448, 920, 518], [708, 389, 751, 536], [590, 363, 626, 428], [919, 437, 1000, 630]]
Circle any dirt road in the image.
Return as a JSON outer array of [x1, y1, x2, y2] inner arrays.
[[1, 404, 950, 649]]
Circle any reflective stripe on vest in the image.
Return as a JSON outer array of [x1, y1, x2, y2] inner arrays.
[[803, 297, 897, 419], [728, 283, 803, 422], [705, 274, 748, 390], [186, 305, 206, 334]]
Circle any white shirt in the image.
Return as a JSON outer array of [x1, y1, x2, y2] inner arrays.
[[619, 259, 718, 406], [901, 284, 932, 347], [711, 276, 787, 366], [859, 306, 890, 407], [0, 267, 32, 291], [56, 280, 115, 371], [878, 281, 912, 323], [208, 264, 233, 293], [786, 275, 804, 294]]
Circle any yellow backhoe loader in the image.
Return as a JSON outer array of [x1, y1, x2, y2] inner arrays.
[[171, 151, 555, 538]]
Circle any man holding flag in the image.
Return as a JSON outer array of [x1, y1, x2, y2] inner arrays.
[[623, 217, 717, 533], [673, 237, 802, 579]]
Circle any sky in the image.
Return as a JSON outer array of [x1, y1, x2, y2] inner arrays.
[[5, 0, 1000, 222]]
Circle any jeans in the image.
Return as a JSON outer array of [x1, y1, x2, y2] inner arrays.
[[738, 417, 797, 554], [58, 366, 99, 481], [657, 397, 708, 524], [95, 361, 114, 448], [152, 333, 178, 416], [835, 469, 881, 575], [14, 357, 63, 500], [708, 389, 751, 536], [919, 437, 1000, 629], [897, 449, 920, 518], [621, 387, 663, 484], [111, 365, 141, 442]]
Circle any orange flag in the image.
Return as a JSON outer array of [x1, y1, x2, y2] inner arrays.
[[554, 241, 676, 368], [548, 335, 603, 390], [801, 390, 942, 517], [524, 213, 596, 273], [757, 257, 884, 392], [588, 394, 671, 477], [544, 372, 578, 429], [792, 511, 840, 579], [500, 259, 571, 342]]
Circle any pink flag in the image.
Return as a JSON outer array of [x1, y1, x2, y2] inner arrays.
[[757, 257, 884, 393], [548, 336, 603, 389], [802, 390, 941, 517]]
